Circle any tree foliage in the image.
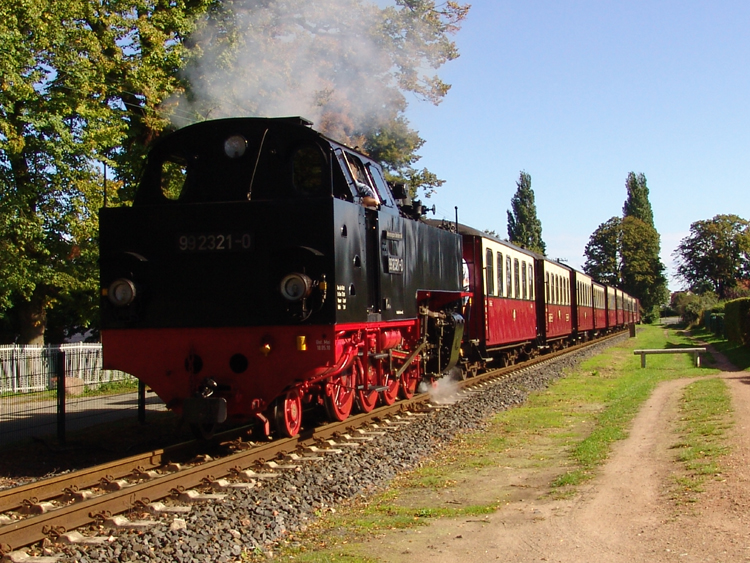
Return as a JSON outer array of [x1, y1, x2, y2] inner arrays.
[[583, 217, 622, 286], [507, 171, 546, 254], [620, 216, 668, 316], [622, 172, 654, 227], [0, 0, 211, 343], [674, 214, 750, 299]]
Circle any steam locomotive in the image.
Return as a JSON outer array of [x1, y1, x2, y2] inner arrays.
[[100, 117, 638, 438]]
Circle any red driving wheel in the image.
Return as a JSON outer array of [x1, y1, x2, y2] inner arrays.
[[399, 363, 420, 399], [356, 358, 378, 413], [273, 388, 303, 438], [324, 365, 355, 422]]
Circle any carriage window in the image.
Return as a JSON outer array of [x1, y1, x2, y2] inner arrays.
[[545, 272, 550, 303], [506, 255, 512, 297], [497, 252, 504, 297], [292, 145, 327, 196], [485, 249, 494, 296], [551, 275, 555, 304], [528, 264, 534, 300], [521, 261, 527, 300], [161, 159, 187, 200], [514, 258, 520, 299]]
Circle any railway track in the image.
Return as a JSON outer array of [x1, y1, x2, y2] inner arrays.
[[0, 332, 624, 560]]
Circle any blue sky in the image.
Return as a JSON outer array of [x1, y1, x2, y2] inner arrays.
[[404, 1, 750, 291]]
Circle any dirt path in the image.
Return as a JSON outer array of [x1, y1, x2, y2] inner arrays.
[[367, 349, 750, 563]]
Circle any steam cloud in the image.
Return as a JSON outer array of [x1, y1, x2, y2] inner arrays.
[[173, 0, 413, 138]]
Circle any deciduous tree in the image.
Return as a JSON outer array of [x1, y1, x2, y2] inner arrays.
[[622, 172, 654, 227], [0, 0, 211, 343], [583, 172, 667, 321], [674, 214, 750, 299], [583, 217, 622, 286], [620, 216, 668, 316]]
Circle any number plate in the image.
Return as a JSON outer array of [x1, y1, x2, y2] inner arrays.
[[177, 233, 252, 252]]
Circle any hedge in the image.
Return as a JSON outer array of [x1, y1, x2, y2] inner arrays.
[[724, 298, 750, 346]]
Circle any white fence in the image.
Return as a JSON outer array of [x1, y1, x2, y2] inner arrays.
[[0, 344, 134, 394]]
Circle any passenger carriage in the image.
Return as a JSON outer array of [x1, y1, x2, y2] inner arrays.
[[535, 257, 573, 349], [592, 281, 607, 334], [457, 226, 538, 369], [571, 270, 595, 341]]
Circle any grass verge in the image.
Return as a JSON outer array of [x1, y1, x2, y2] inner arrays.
[[671, 377, 732, 502], [265, 324, 718, 562]]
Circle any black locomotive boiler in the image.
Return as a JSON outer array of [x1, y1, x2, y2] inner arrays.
[[100, 117, 467, 437]]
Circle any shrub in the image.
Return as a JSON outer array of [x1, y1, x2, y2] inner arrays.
[[724, 298, 750, 346]]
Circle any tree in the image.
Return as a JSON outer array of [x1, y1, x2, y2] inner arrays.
[[583, 173, 667, 321], [507, 171, 546, 254], [674, 214, 750, 299], [583, 217, 622, 286], [0, 0, 211, 343], [620, 216, 668, 316], [175, 0, 469, 197], [622, 172, 654, 227]]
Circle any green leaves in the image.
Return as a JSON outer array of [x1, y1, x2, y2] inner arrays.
[[507, 171, 546, 254], [0, 0, 211, 342], [674, 214, 750, 299]]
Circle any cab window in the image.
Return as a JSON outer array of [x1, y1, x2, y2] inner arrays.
[[161, 159, 188, 200], [292, 145, 327, 196]]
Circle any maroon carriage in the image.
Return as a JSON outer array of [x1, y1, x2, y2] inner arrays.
[[571, 270, 595, 341], [458, 226, 539, 369], [536, 257, 574, 349], [592, 281, 607, 334]]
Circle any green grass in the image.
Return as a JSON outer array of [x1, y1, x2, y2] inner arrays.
[[671, 378, 732, 502], [80, 378, 139, 396]]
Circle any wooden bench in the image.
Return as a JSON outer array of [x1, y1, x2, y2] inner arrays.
[[633, 348, 707, 368]]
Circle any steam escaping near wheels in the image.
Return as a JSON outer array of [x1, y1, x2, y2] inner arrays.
[[421, 377, 460, 405]]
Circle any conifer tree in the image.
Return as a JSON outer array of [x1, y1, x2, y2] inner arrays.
[[622, 172, 654, 226], [507, 171, 546, 254]]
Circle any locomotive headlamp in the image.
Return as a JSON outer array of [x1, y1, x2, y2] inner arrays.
[[280, 273, 313, 302], [224, 135, 247, 158], [107, 278, 136, 307]]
